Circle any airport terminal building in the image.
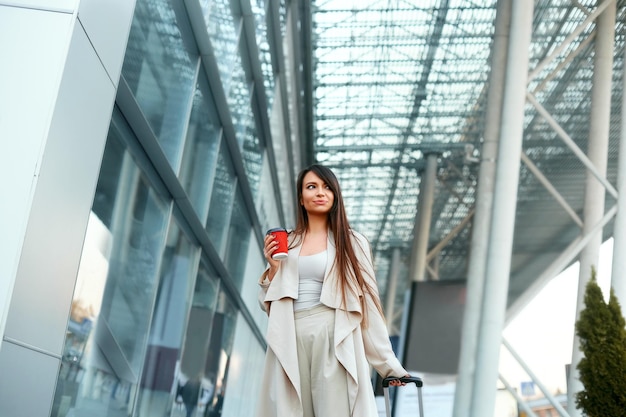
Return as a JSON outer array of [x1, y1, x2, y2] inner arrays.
[[2, 1, 626, 417]]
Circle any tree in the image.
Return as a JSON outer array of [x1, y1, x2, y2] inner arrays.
[[575, 267, 626, 416]]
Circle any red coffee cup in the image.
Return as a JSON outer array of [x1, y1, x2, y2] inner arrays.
[[266, 228, 288, 260]]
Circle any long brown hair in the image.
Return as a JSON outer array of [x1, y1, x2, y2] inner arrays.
[[291, 164, 384, 325]]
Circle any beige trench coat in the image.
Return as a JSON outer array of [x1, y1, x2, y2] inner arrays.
[[256, 231, 407, 417]]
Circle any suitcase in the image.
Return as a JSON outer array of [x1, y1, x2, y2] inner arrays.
[[382, 376, 424, 417]]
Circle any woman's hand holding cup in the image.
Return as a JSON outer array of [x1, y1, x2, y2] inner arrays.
[[264, 233, 281, 266], [264, 228, 288, 281]]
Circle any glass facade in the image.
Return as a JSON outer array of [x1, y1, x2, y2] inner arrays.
[[49, 0, 293, 415], [122, 0, 198, 171], [7, 1, 623, 416], [179, 80, 222, 220]]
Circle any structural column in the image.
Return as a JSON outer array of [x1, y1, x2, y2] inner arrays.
[[568, 1, 616, 414], [611, 35, 626, 314], [452, 0, 511, 415], [384, 246, 402, 334], [409, 153, 439, 283], [403, 153, 438, 365], [469, 0, 534, 415]]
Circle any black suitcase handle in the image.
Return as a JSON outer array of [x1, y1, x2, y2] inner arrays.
[[382, 375, 423, 388]]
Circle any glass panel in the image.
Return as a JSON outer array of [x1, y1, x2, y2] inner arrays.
[[201, 288, 238, 417], [122, 0, 197, 170], [240, 102, 263, 200], [225, 44, 263, 198], [179, 80, 222, 219], [227, 51, 251, 147], [220, 312, 266, 417], [278, 0, 287, 37], [250, 0, 275, 112], [206, 143, 236, 256], [201, 0, 240, 93], [135, 218, 199, 417], [224, 191, 251, 290], [51, 124, 170, 417], [173, 260, 236, 417]]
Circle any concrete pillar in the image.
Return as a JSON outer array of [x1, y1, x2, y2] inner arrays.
[[568, 1, 616, 414], [611, 29, 626, 314], [409, 153, 439, 283], [469, 0, 534, 415], [385, 247, 402, 334], [452, 1, 511, 415]]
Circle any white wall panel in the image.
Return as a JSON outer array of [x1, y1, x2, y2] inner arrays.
[[0, 5, 74, 348], [4, 21, 116, 355], [0, 340, 60, 416], [78, 0, 136, 86], [0, 0, 77, 12]]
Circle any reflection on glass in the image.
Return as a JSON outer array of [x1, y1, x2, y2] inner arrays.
[[52, 127, 169, 417], [201, 0, 240, 94], [250, 0, 275, 112], [228, 51, 252, 147], [224, 191, 251, 290], [240, 103, 264, 201], [135, 219, 199, 416], [122, 0, 197, 170], [206, 144, 236, 256], [278, 0, 287, 38], [220, 312, 266, 417], [179, 81, 222, 219], [225, 48, 264, 199], [173, 260, 236, 417]]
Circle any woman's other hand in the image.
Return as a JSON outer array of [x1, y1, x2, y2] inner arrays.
[[387, 375, 411, 387]]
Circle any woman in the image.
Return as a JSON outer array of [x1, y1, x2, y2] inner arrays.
[[257, 164, 409, 417]]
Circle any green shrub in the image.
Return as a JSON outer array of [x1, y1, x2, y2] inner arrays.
[[575, 267, 626, 416]]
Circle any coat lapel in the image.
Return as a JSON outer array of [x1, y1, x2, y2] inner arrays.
[[321, 233, 372, 415], [265, 298, 301, 406], [320, 233, 363, 312], [262, 244, 303, 409]]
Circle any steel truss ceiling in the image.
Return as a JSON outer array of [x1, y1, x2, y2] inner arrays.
[[309, 0, 626, 323]]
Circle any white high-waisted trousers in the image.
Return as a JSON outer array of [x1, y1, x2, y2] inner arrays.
[[294, 304, 351, 417]]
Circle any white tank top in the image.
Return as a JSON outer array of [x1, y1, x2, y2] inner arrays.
[[294, 250, 327, 311]]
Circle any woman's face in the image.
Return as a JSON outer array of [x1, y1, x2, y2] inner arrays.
[[300, 171, 334, 217]]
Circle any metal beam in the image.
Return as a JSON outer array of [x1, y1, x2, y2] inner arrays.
[[520, 151, 584, 227], [317, 111, 477, 120], [526, 92, 618, 199], [317, 142, 472, 153], [502, 338, 570, 417], [527, 0, 615, 82], [506, 204, 618, 323], [499, 374, 540, 417], [427, 210, 475, 262], [531, 31, 595, 95]]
